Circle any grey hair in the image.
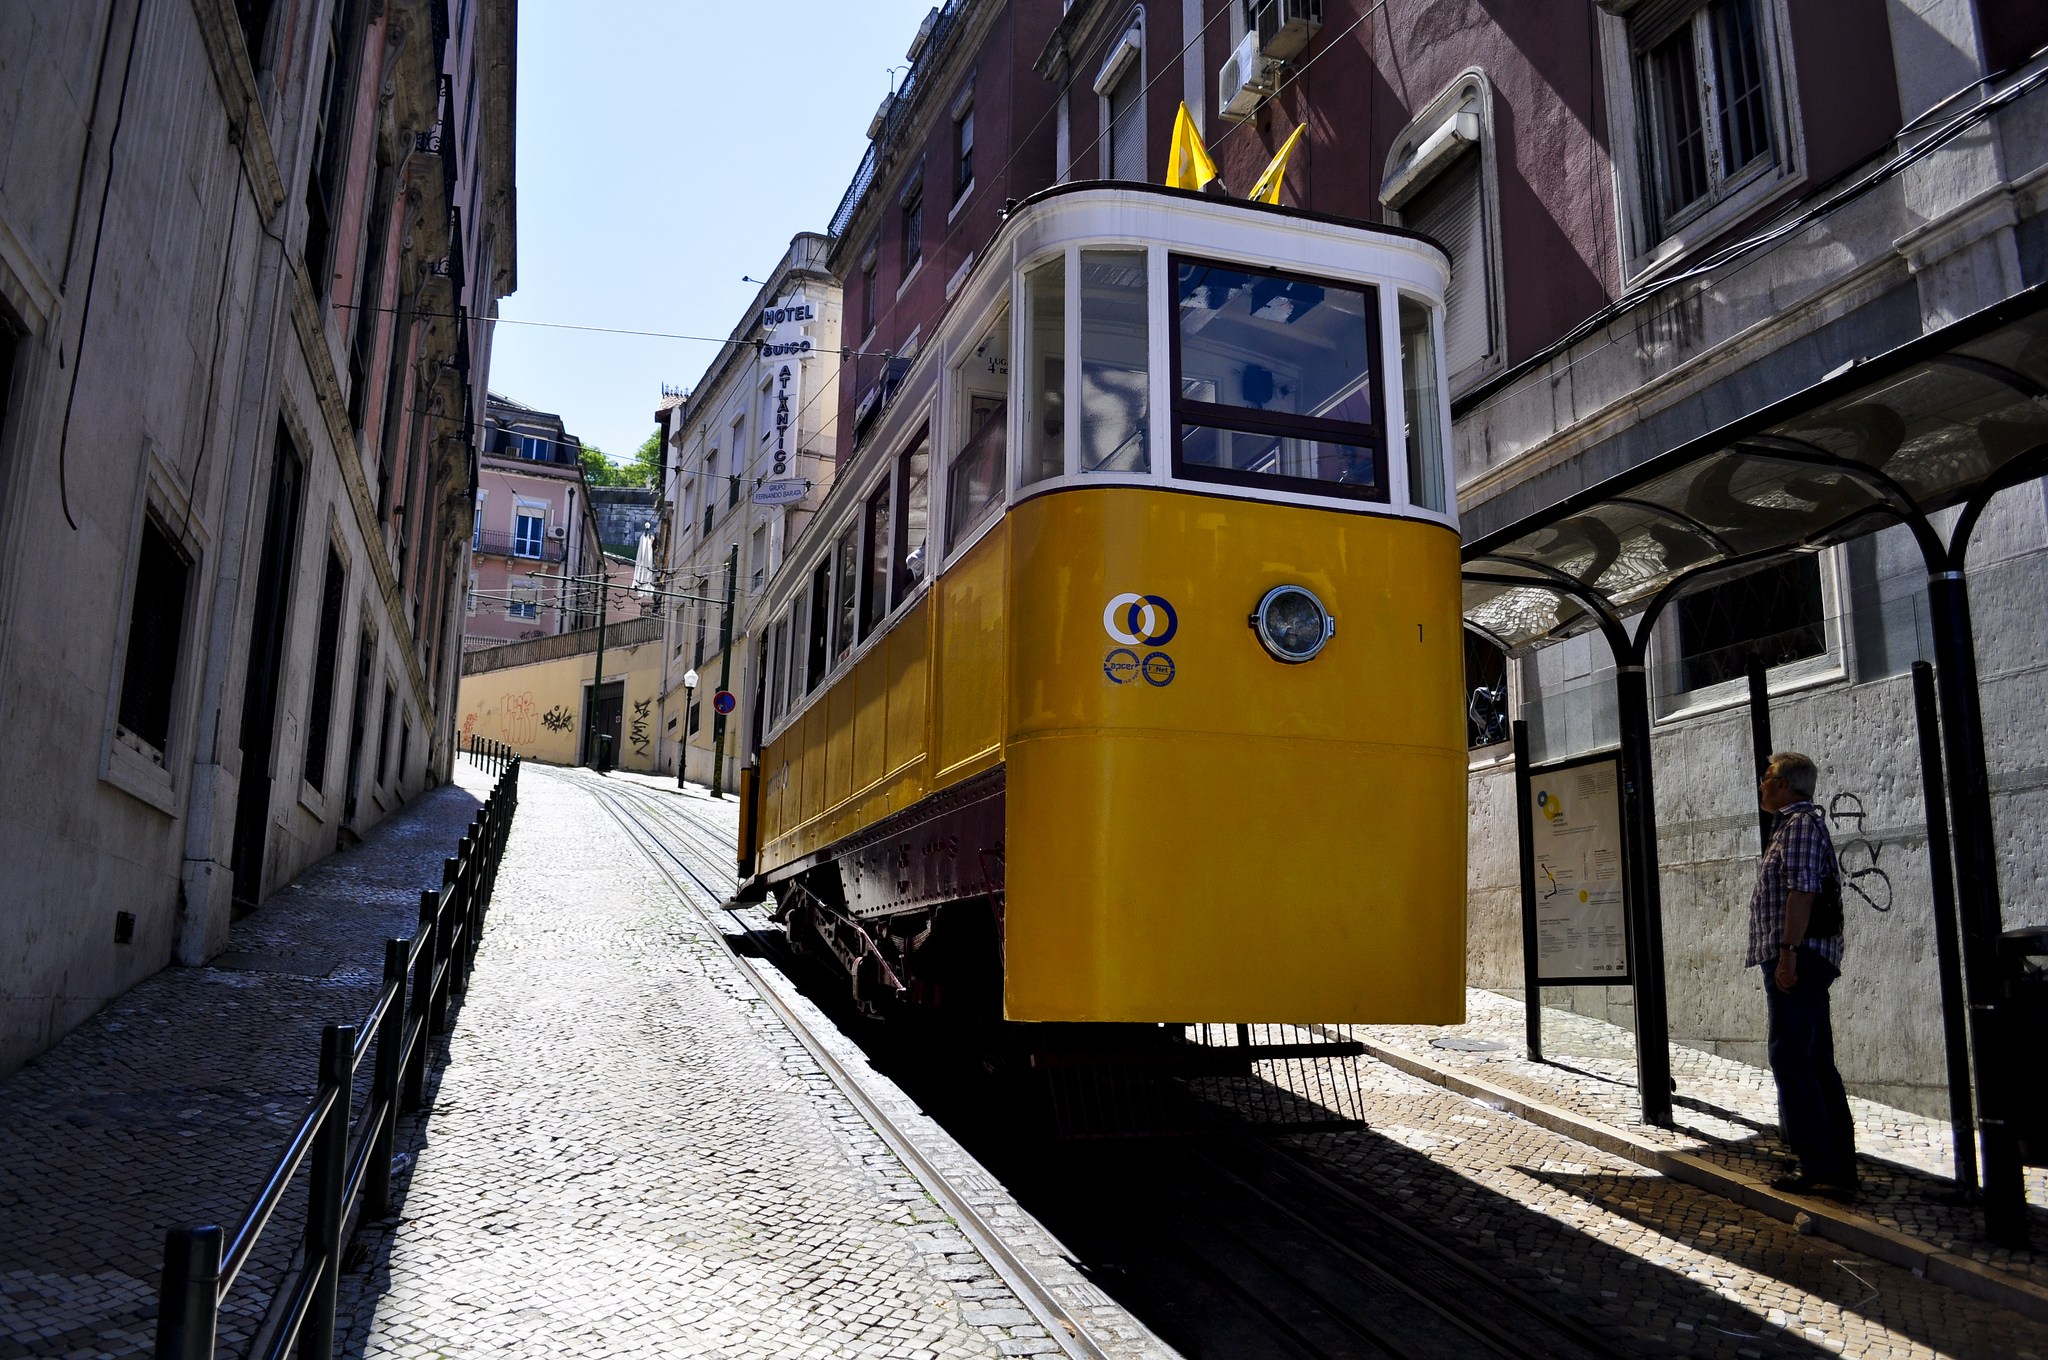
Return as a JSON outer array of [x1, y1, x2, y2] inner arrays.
[[1768, 751, 1818, 800]]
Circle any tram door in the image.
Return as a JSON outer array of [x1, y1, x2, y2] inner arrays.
[[583, 681, 624, 767]]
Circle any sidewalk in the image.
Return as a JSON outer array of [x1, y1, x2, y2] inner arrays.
[[0, 766, 493, 1359], [1350, 989, 2048, 1323]]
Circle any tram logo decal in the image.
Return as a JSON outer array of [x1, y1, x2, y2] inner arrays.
[[1102, 594, 1177, 688], [1103, 593, 1177, 647]]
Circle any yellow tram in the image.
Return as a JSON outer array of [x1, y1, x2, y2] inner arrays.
[[732, 183, 1466, 1026]]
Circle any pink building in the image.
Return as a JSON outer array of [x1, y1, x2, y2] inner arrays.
[[466, 394, 607, 649]]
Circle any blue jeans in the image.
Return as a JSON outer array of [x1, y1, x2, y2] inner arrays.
[[1762, 952, 1857, 1184]]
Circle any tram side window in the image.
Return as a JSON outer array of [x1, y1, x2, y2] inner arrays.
[[768, 615, 788, 721], [948, 313, 1008, 550], [1078, 250, 1148, 474], [1400, 296, 1447, 512], [859, 481, 891, 640], [1020, 257, 1066, 487], [806, 565, 830, 692], [1171, 257, 1387, 502], [832, 528, 857, 663], [893, 437, 930, 602]]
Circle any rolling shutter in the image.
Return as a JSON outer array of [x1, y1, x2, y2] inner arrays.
[[1403, 152, 1492, 378], [1106, 64, 1144, 181]]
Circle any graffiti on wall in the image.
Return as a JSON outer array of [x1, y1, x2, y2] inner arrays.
[[629, 698, 652, 756], [1828, 792, 1893, 913], [501, 693, 539, 745], [461, 713, 477, 741], [540, 705, 575, 732]]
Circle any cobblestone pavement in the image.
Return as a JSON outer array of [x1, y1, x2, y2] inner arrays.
[[332, 763, 1150, 1360], [0, 768, 493, 1359], [1347, 991, 2047, 1287]]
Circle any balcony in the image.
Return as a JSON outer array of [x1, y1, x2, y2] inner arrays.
[[474, 529, 567, 563]]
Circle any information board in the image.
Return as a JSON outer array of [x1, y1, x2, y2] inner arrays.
[[1525, 753, 1631, 984]]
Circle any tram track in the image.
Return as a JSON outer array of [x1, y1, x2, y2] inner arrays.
[[579, 770, 1654, 1360], [581, 773, 1117, 1360]]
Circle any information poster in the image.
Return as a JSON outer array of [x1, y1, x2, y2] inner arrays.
[[1526, 754, 1631, 983]]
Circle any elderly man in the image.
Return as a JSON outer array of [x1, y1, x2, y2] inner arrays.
[[1750, 751, 1857, 1198]]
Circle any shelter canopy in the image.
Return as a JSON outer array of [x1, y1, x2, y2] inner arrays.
[[1463, 290, 2048, 653]]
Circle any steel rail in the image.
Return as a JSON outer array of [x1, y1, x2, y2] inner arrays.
[[586, 780, 1114, 1360], [219, 1084, 336, 1292]]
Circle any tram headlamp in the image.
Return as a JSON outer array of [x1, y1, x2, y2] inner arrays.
[[1251, 586, 1335, 663]]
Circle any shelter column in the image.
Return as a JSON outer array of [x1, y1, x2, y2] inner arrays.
[[1615, 661, 1673, 1128]]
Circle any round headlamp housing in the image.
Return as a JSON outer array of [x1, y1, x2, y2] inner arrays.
[[1251, 585, 1335, 663]]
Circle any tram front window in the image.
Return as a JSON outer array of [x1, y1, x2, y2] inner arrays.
[[1171, 257, 1387, 501]]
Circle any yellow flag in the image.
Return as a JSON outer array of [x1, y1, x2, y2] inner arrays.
[[1165, 102, 1219, 192], [1248, 123, 1308, 205]]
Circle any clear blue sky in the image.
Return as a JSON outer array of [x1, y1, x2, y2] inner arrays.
[[488, 2, 945, 463]]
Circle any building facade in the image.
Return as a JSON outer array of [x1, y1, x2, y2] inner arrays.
[[0, 0, 516, 1075], [655, 234, 843, 792], [782, 0, 2048, 1119], [467, 392, 607, 649]]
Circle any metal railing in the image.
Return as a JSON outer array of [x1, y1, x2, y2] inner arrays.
[[472, 529, 566, 562], [826, 0, 967, 240], [155, 748, 521, 1360]]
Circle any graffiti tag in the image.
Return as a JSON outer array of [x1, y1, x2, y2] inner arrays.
[[540, 705, 574, 733], [501, 693, 539, 745], [629, 698, 652, 754], [1828, 792, 1892, 913]]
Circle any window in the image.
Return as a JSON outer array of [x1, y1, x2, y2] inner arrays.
[[729, 417, 744, 504], [901, 172, 925, 273], [513, 509, 545, 557], [893, 437, 930, 601], [232, 0, 275, 65], [805, 562, 830, 691], [303, 546, 348, 791], [860, 481, 891, 639], [694, 604, 707, 667], [1602, 0, 1797, 265], [688, 695, 702, 736], [1673, 555, 1825, 693], [1399, 296, 1447, 512], [861, 244, 879, 336], [471, 497, 482, 550], [832, 528, 857, 663], [750, 525, 767, 592], [1382, 78, 1500, 389], [954, 104, 976, 199], [117, 515, 193, 759], [520, 434, 549, 461], [1171, 257, 1386, 501], [1097, 26, 1144, 180], [704, 451, 719, 533], [1078, 250, 1148, 474], [508, 587, 538, 620], [1021, 258, 1066, 487], [948, 317, 1007, 550], [304, 0, 368, 287], [769, 616, 789, 720]]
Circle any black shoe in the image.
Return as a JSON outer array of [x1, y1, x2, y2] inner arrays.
[[1769, 1170, 1819, 1193]]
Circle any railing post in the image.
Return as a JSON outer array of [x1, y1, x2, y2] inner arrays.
[[405, 890, 438, 1108], [301, 1024, 354, 1359], [434, 857, 461, 1025], [154, 1223, 222, 1360], [366, 938, 408, 1220]]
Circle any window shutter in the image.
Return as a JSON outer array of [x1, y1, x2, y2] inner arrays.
[[1107, 65, 1144, 181], [1404, 154, 1492, 377], [1628, 0, 1698, 51]]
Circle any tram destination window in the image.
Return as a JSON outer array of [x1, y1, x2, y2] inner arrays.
[[949, 314, 1007, 548], [1171, 257, 1387, 501], [859, 481, 890, 640], [1078, 250, 1148, 474], [832, 529, 856, 664], [1399, 296, 1447, 512]]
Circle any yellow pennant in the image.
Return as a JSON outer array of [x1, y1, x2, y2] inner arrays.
[[1165, 102, 1220, 192], [1248, 123, 1308, 205]]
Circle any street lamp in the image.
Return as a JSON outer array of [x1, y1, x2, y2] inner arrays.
[[678, 668, 699, 788]]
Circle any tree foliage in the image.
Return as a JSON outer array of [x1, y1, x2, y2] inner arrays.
[[579, 429, 665, 489]]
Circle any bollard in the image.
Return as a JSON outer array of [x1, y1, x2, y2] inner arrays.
[[405, 890, 438, 1110], [435, 855, 462, 1022], [302, 1024, 354, 1359], [154, 1223, 222, 1360], [366, 938, 408, 1220]]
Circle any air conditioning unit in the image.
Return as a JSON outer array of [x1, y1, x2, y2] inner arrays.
[[1250, 0, 1324, 62], [547, 525, 567, 540], [1219, 32, 1277, 122]]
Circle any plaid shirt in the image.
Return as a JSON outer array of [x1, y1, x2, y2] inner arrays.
[[1746, 801, 1844, 968]]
